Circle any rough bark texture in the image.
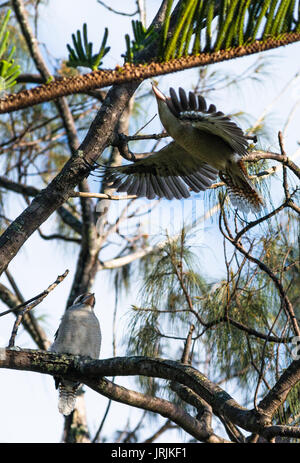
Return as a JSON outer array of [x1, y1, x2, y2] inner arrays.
[[1, 33, 300, 114], [2, 348, 299, 440]]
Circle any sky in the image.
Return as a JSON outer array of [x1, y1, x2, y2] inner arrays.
[[0, 0, 300, 443]]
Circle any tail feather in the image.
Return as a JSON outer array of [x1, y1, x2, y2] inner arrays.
[[222, 166, 264, 214], [58, 382, 78, 416]]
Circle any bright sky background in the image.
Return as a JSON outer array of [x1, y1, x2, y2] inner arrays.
[[0, 0, 300, 443]]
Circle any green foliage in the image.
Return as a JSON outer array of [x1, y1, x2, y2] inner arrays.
[[123, 20, 159, 63], [66, 23, 110, 70], [158, 0, 174, 57], [163, 0, 197, 60], [0, 10, 21, 90], [126, 229, 209, 360], [64, 2, 300, 68], [158, 0, 300, 61], [124, 212, 300, 407]]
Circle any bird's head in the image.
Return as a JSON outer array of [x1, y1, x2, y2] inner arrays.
[[152, 84, 182, 135], [152, 84, 167, 103], [72, 292, 95, 309]]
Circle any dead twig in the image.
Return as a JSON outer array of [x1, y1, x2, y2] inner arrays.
[[7, 269, 69, 347]]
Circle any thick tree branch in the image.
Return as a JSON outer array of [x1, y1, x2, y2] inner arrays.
[[2, 349, 299, 439], [1, 34, 300, 114], [0, 349, 268, 432], [262, 425, 300, 440], [258, 357, 300, 418], [143, 420, 176, 443], [0, 172, 84, 238]]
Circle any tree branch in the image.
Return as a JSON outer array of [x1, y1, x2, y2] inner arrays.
[[0, 349, 271, 433], [0, 0, 174, 276], [6, 270, 69, 347], [2, 348, 299, 438], [258, 357, 300, 418], [1, 34, 300, 114], [0, 283, 50, 349], [245, 151, 300, 180], [219, 207, 300, 338], [97, 0, 138, 17]]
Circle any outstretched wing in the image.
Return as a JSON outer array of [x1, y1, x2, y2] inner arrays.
[[166, 87, 249, 156], [104, 141, 218, 200]]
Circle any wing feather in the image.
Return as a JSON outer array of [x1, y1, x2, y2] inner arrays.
[[103, 141, 218, 200], [166, 87, 249, 156]]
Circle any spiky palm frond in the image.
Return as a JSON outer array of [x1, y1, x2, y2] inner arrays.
[[160, 0, 300, 60], [123, 20, 159, 63], [67, 23, 110, 70], [123, 0, 300, 63]]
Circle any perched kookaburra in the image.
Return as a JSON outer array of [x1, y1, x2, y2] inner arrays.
[[49, 293, 101, 416], [104, 85, 263, 213]]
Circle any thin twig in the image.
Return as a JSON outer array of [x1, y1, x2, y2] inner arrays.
[[278, 131, 290, 201], [4, 269, 25, 304], [219, 205, 300, 337], [132, 114, 157, 136], [181, 325, 195, 364], [249, 70, 300, 135], [97, 0, 138, 17], [72, 191, 138, 200], [7, 270, 69, 347]]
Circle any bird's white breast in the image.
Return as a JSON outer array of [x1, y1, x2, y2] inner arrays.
[[50, 306, 101, 359]]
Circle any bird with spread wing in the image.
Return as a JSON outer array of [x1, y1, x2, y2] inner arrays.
[[103, 85, 264, 214]]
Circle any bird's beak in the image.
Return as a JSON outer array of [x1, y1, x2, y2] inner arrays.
[[82, 293, 95, 307], [152, 84, 166, 102]]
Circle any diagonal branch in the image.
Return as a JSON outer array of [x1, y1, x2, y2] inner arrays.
[[258, 357, 300, 418], [0, 349, 265, 432], [2, 348, 300, 440], [219, 207, 300, 338], [0, 282, 50, 349], [244, 151, 300, 180], [6, 270, 69, 347], [1, 33, 300, 114], [0, 0, 173, 277]]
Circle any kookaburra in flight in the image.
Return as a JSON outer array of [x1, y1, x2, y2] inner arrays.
[[49, 293, 101, 416], [104, 85, 263, 213]]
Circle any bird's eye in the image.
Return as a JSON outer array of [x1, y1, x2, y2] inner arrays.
[[73, 294, 85, 304]]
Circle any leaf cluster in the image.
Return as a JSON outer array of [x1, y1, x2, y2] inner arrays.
[[160, 0, 300, 60], [67, 23, 110, 70], [65, 1, 300, 69], [0, 10, 21, 90], [123, 20, 159, 63]]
